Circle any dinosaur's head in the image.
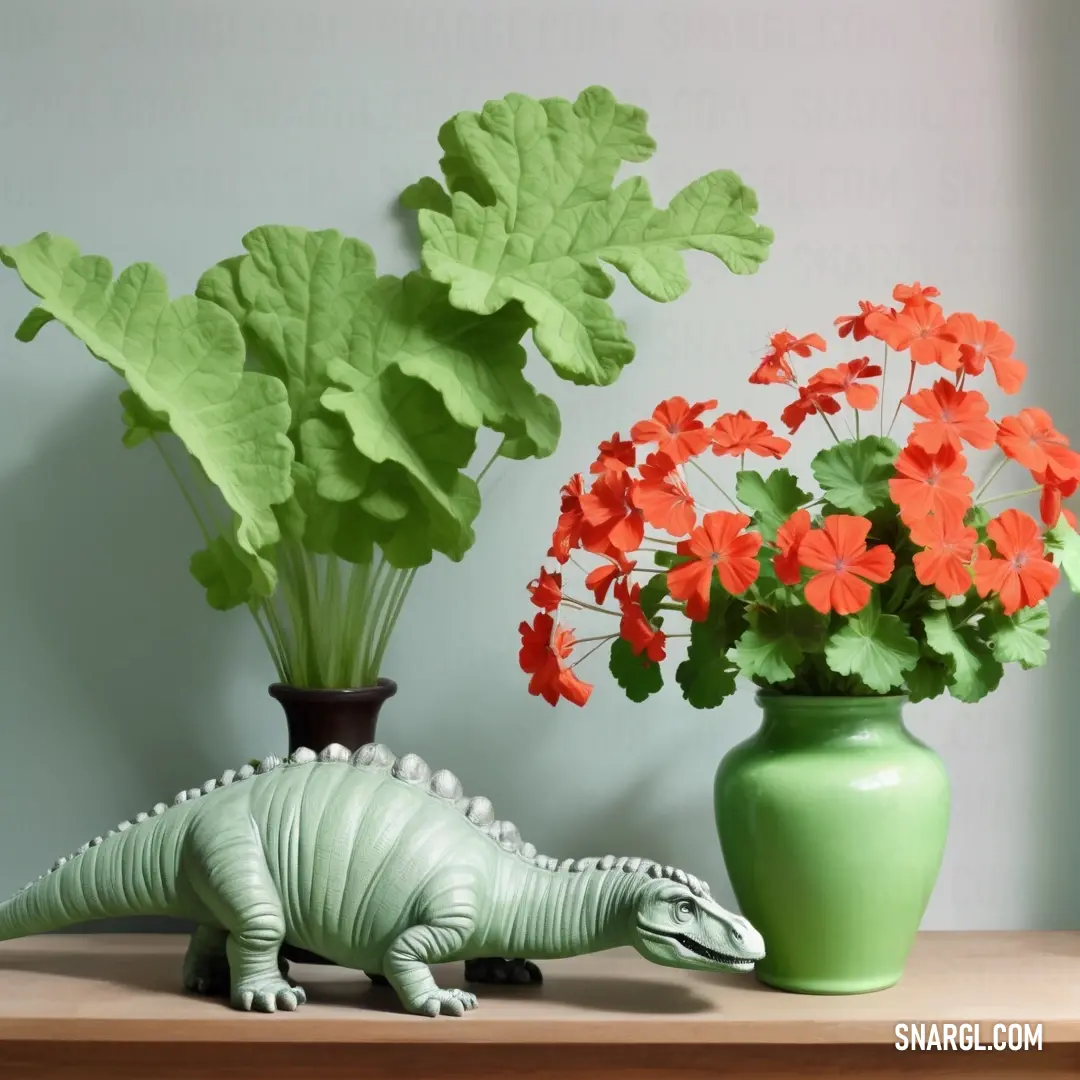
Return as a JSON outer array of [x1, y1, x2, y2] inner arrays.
[[630, 879, 765, 973]]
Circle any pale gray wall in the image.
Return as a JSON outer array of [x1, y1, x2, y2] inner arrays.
[[0, 0, 1078, 930]]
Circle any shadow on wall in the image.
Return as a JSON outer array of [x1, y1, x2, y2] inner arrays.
[[0, 380, 257, 932], [1026, 0, 1080, 929]]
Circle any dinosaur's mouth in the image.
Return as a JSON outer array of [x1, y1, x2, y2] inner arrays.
[[651, 930, 755, 967]]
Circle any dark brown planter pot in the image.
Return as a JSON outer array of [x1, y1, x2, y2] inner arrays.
[[270, 678, 398, 757], [270, 679, 396, 969]]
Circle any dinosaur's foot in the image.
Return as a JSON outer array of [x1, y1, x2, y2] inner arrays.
[[183, 951, 231, 998], [232, 975, 308, 1013], [411, 987, 478, 1018], [464, 956, 543, 985]]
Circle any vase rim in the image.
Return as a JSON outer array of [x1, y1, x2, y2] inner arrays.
[[755, 691, 908, 707], [269, 678, 398, 704]]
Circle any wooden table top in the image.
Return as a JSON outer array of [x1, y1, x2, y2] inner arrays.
[[0, 930, 1076, 1045]]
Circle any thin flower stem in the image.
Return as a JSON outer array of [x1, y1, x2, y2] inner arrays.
[[571, 636, 618, 667], [956, 600, 989, 629], [740, 452, 746, 472], [819, 412, 841, 443], [562, 596, 620, 617], [688, 459, 741, 510], [975, 456, 1010, 501], [886, 360, 917, 438], [646, 534, 679, 546], [574, 633, 622, 645], [631, 567, 668, 575], [981, 485, 1039, 506], [855, 410, 861, 440], [879, 344, 889, 436]]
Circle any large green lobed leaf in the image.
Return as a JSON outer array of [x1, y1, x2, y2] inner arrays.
[[410, 86, 773, 387], [1, 234, 294, 568]]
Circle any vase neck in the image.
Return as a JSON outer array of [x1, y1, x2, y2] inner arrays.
[[756, 695, 907, 748]]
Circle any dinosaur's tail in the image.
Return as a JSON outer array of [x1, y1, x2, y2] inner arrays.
[[0, 810, 183, 940]]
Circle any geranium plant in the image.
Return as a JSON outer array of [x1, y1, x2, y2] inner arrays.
[[520, 280, 1080, 707], [1, 86, 771, 689]]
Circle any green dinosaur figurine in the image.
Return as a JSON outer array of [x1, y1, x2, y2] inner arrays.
[[0, 744, 765, 1016]]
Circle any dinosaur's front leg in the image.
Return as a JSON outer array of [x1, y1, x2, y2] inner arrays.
[[464, 956, 543, 985], [383, 919, 479, 1017], [182, 818, 306, 1014]]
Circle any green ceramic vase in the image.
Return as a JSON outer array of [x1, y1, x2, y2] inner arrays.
[[714, 693, 949, 994]]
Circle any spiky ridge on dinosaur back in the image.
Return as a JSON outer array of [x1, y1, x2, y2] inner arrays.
[[14, 744, 711, 899]]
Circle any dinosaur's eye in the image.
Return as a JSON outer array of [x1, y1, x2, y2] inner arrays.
[[675, 900, 693, 920]]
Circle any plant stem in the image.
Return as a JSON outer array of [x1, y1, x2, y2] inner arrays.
[[571, 636, 618, 667], [563, 596, 620, 617], [879, 344, 889, 436], [151, 436, 214, 544], [981, 485, 1039, 506], [975, 456, 1010, 501], [574, 633, 622, 645], [646, 534, 679, 546], [475, 446, 501, 484], [819, 412, 841, 443], [688, 459, 741, 510], [886, 360, 917, 438], [855, 410, 860, 440]]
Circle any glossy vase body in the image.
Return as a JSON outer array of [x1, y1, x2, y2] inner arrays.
[[714, 694, 949, 994], [269, 679, 396, 967]]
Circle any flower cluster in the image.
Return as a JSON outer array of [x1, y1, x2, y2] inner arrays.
[[519, 282, 1080, 709]]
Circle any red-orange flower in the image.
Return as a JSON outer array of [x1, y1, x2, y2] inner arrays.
[[518, 613, 593, 707], [749, 352, 795, 385], [864, 301, 961, 369], [808, 357, 882, 411], [585, 549, 636, 605], [797, 515, 895, 615], [771, 330, 828, 358], [903, 379, 997, 453], [892, 281, 941, 308], [630, 396, 718, 464], [590, 432, 636, 475], [944, 313, 1026, 394], [616, 582, 667, 663], [1035, 468, 1079, 529], [527, 567, 563, 611], [711, 411, 791, 459], [835, 301, 888, 342], [997, 408, 1080, 483], [666, 511, 763, 621], [888, 443, 974, 525], [630, 451, 696, 537], [973, 509, 1059, 616], [579, 470, 645, 553], [908, 515, 977, 598], [773, 508, 811, 586], [549, 474, 585, 563], [781, 384, 842, 434]]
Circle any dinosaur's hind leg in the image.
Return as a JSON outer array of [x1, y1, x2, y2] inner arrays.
[[182, 925, 230, 997], [182, 819, 307, 1014]]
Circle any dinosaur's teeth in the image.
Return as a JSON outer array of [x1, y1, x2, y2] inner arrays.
[[134, 812, 149, 824], [90, 837, 103, 847], [257, 755, 283, 774], [557, 858, 575, 872], [519, 842, 537, 860], [289, 748, 316, 766], [622, 857, 641, 872], [219, 769, 238, 785], [116, 821, 132, 832], [201, 780, 217, 795], [236, 765, 255, 781], [152, 803, 168, 816], [599, 854, 616, 870], [317, 745, 348, 764]]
